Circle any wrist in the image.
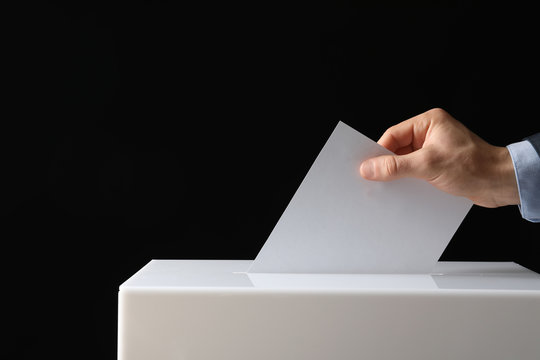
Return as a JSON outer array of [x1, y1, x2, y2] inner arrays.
[[490, 146, 520, 207]]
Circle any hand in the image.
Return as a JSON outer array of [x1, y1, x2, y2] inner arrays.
[[359, 108, 520, 208]]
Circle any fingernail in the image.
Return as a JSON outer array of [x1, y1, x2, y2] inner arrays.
[[360, 161, 374, 179]]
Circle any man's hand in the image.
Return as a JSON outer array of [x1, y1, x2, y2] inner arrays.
[[359, 108, 520, 208]]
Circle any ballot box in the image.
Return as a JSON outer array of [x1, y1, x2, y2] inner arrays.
[[118, 260, 540, 360]]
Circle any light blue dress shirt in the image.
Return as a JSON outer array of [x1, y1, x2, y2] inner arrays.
[[507, 133, 540, 223]]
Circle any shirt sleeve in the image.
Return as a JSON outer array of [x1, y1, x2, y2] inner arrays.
[[507, 134, 540, 223]]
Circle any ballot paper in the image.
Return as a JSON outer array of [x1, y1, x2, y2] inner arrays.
[[249, 121, 473, 274]]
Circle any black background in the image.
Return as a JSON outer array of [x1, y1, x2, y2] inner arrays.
[[6, 1, 539, 359]]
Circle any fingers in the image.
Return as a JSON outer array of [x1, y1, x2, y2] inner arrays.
[[360, 150, 426, 181], [363, 108, 449, 182], [377, 121, 415, 153], [377, 112, 432, 153], [394, 144, 415, 155]]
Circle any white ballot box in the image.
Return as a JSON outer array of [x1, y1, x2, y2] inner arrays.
[[118, 260, 540, 360]]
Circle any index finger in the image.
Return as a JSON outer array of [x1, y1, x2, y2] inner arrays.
[[377, 111, 432, 153]]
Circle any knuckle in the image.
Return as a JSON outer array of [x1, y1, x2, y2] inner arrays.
[[426, 107, 448, 122], [383, 156, 399, 177], [428, 107, 446, 116]]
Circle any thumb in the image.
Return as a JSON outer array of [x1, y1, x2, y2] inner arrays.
[[360, 151, 424, 181]]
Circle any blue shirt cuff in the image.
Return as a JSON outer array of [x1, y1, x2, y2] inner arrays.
[[507, 140, 540, 223]]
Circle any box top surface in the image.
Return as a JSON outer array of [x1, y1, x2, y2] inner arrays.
[[119, 260, 540, 293]]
